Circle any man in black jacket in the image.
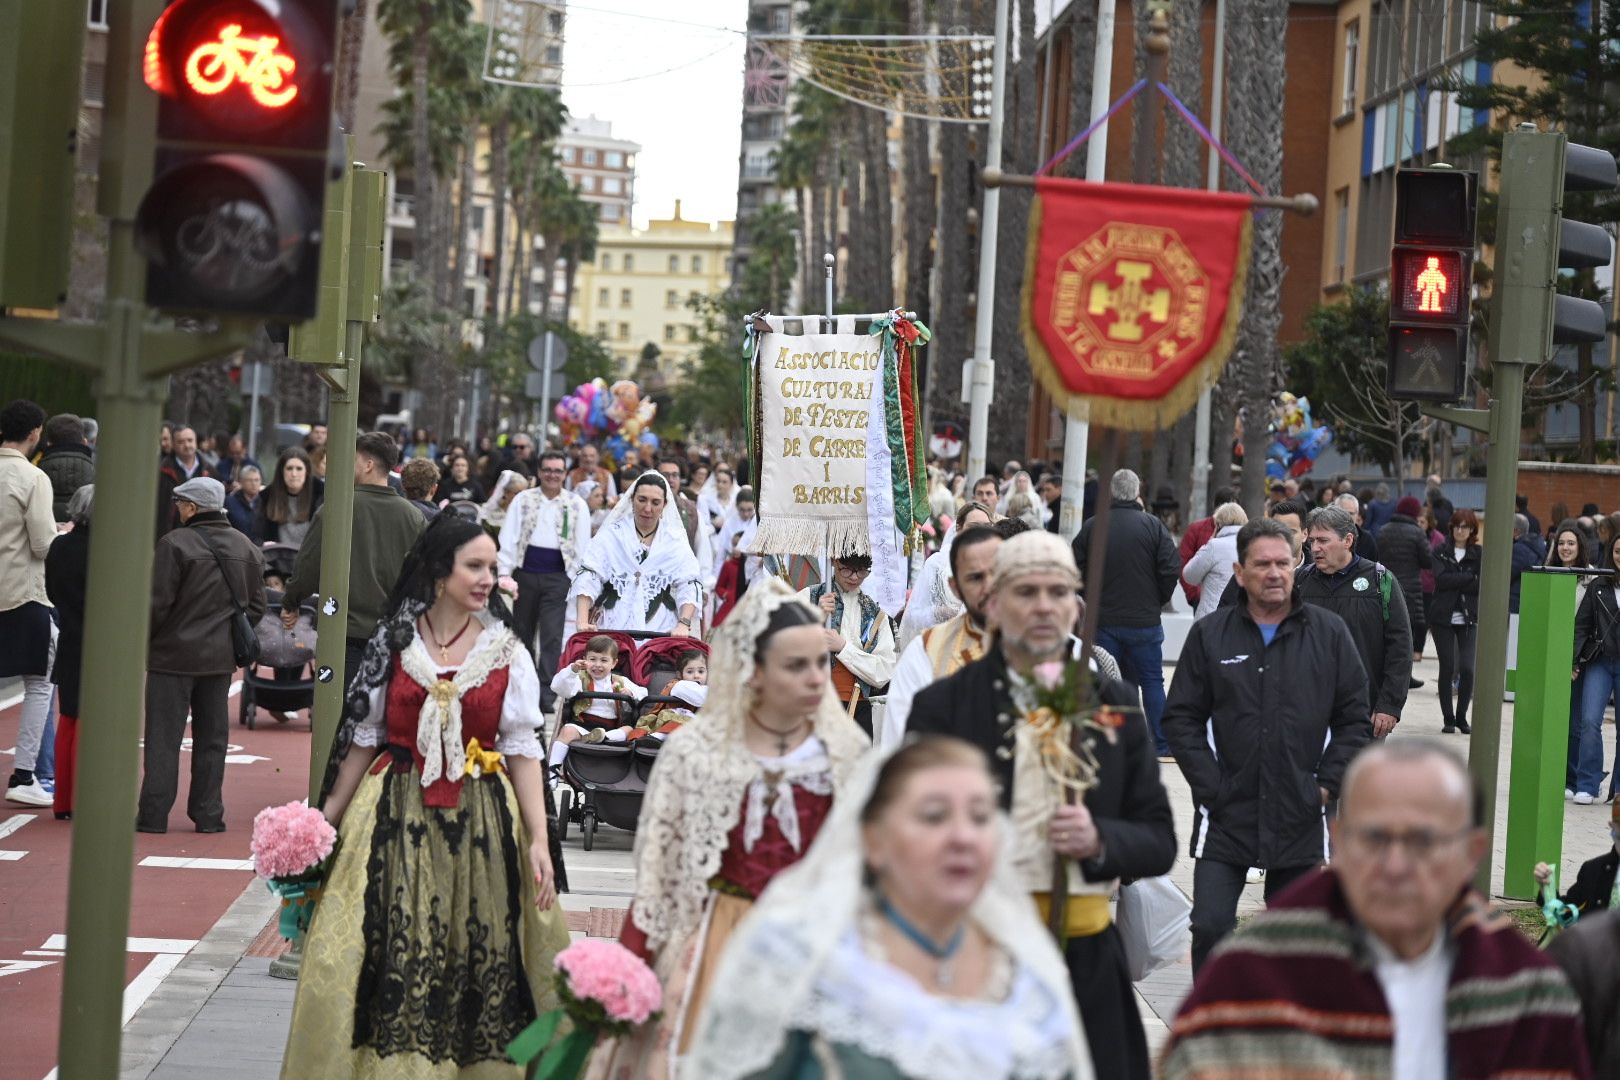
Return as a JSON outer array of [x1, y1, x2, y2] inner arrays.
[[36, 413, 94, 522], [1163, 516, 1370, 972], [1072, 468, 1181, 755], [910, 530, 1176, 1080], [1301, 506, 1411, 738]]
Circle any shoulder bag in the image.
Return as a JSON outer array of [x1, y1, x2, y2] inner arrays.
[[196, 527, 262, 668]]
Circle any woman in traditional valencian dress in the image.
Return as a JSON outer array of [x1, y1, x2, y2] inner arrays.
[[587, 578, 870, 1080], [281, 515, 570, 1079], [688, 736, 1092, 1080], [571, 472, 702, 637]]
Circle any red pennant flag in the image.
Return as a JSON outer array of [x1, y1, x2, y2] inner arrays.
[[1022, 178, 1254, 430]]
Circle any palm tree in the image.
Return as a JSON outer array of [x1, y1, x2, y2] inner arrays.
[[902, 0, 937, 325], [554, 193, 600, 325], [486, 87, 567, 322]]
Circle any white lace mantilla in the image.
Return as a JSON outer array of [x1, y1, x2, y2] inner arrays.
[[627, 578, 869, 958], [791, 928, 1077, 1080], [400, 620, 519, 788]]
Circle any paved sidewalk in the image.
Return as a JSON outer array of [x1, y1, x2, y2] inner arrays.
[[119, 652, 1615, 1076]]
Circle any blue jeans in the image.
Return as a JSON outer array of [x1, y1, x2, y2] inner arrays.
[[1567, 670, 1587, 792], [1575, 657, 1620, 797], [36, 691, 56, 781], [1096, 624, 1168, 754]]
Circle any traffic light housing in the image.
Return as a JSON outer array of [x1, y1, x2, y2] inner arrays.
[[1547, 142, 1617, 346], [1387, 167, 1477, 402], [136, 0, 341, 319], [0, 2, 85, 310]]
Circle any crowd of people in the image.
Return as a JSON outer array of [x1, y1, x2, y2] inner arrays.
[[9, 393, 1620, 1077]]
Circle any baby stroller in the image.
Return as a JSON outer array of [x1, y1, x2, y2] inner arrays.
[[551, 632, 705, 850], [240, 585, 317, 730]]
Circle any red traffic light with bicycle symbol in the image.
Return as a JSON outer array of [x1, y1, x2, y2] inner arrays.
[[136, 0, 341, 319]]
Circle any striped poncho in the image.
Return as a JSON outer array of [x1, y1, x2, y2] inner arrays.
[[1162, 870, 1591, 1079]]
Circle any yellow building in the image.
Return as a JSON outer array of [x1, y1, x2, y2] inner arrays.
[[569, 202, 735, 378]]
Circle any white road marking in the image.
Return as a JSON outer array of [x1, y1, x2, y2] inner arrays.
[[22, 950, 63, 957], [0, 814, 38, 841], [224, 754, 269, 764], [39, 934, 197, 954], [0, 959, 54, 978], [121, 953, 185, 1025], [0, 850, 26, 860], [139, 855, 255, 871]]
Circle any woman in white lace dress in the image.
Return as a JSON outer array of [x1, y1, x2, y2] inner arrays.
[[586, 578, 869, 1080], [896, 502, 995, 651], [687, 735, 1091, 1080]]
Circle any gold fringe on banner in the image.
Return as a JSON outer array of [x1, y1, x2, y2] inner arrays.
[[1018, 195, 1254, 433]]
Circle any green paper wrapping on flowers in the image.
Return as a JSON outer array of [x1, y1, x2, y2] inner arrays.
[[506, 1010, 596, 1080]]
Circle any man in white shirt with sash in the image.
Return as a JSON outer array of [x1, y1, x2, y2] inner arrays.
[[499, 449, 590, 710]]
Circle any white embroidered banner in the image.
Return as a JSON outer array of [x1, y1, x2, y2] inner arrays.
[[751, 316, 881, 558], [863, 345, 908, 616]]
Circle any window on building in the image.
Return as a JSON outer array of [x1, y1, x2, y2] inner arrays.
[[689, 290, 700, 307], [605, 151, 624, 168], [686, 325, 698, 343], [545, 45, 561, 65], [666, 289, 679, 308], [668, 254, 680, 272], [664, 324, 677, 342], [1340, 20, 1359, 115], [583, 149, 599, 165], [471, 206, 486, 234], [601, 253, 612, 270], [724, 257, 733, 275], [580, 175, 595, 192], [770, 6, 790, 32], [620, 288, 632, 307], [618, 322, 630, 340], [595, 321, 609, 337], [86, 0, 108, 28], [691, 255, 702, 273], [1332, 188, 1350, 285], [560, 146, 575, 162], [547, 11, 563, 32], [602, 177, 622, 195], [598, 287, 610, 306], [601, 204, 621, 222], [622, 254, 634, 272]]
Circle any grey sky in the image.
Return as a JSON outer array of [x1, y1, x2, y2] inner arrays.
[[561, 1, 747, 229]]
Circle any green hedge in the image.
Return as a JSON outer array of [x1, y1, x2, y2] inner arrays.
[[0, 351, 97, 417]]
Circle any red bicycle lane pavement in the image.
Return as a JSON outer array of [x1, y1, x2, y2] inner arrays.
[[0, 679, 314, 1079]]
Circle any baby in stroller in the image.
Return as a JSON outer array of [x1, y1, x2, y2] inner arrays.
[[626, 649, 707, 741], [547, 635, 646, 776]]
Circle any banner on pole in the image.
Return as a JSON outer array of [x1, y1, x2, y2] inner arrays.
[[1022, 178, 1254, 430], [745, 312, 930, 615]]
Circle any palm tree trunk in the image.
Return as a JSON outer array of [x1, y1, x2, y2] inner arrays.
[[335, 0, 369, 134], [411, 2, 437, 297], [987, 0, 1037, 463], [1228, 0, 1289, 510], [489, 114, 510, 321], [864, 108, 895, 303], [506, 215, 524, 318], [903, 0, 936, 325], [1065, 1, 1095, 180], [451, 130, 476, 311]]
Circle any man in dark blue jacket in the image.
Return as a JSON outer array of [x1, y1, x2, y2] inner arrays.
[[1163, 517, 1371, 972], [1510, 513, 1542, 614]]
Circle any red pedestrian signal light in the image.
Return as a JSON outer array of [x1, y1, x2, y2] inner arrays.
[[1386, 168, 1477, 402], [135, 0, 341, 320], [1391, 248, 1464, 319]]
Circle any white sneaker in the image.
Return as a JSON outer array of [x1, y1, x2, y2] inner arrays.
[[5, 780, 51, 807], [1246, 867, 1265, 885], [1575, 792, 1596, 805], [1566, 789, 1575, 800]]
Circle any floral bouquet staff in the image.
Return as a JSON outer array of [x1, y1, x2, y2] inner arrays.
[[250, 800, 337, 939], [507, 940, 661, 1079]]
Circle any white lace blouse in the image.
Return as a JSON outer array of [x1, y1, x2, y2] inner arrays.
[[348, 625, 546, 760], [790, 926, 1078, 1080]]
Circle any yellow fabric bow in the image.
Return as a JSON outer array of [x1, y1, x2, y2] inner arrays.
[[462, 737, 505, 779]]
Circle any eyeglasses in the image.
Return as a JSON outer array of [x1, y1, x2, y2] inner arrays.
[[539, 467, 564, 475], [1340, 824, 1475, 862], [834, 564, 872, 579]]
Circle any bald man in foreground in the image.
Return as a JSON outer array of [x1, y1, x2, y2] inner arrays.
[[1162, 741, 1591, 1079]]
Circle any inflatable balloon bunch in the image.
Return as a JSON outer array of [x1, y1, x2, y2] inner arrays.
[[554, 377, 660, 459], [1266, 392, 1334, 480]]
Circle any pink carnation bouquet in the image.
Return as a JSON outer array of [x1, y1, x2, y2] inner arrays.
[[507, 939, 661, 1079], [250, 801, 337, 939]]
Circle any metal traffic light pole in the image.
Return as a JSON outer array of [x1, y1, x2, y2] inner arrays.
[[1424, 126, 1562, 895]]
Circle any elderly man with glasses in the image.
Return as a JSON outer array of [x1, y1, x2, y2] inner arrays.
[[1163, 741, 1590, 1079], [499, 449, 591, 709]]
